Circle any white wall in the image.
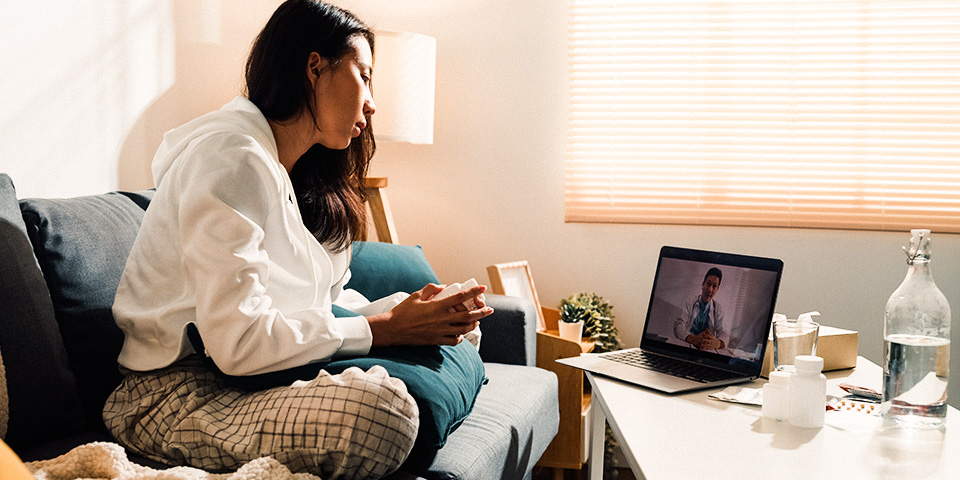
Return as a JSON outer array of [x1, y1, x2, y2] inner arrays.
[[1, 0, 956, 406], [0, 1, 174, 197], [339, 0, 960, 408], [0, 0, 280, 197]]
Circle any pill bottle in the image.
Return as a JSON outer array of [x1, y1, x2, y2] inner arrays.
[[788, 355, 826, 428], [762, 370, 791, 421]]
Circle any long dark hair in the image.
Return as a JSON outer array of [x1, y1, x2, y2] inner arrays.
[[245, 0, 375, 251]]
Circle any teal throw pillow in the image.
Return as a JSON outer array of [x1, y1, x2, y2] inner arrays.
[[331, 304, 361, 318], [323, 341, 485, 449], [346, 241, 440, 300], [186, 323, 485, 449], [188, 242, 483, 449]]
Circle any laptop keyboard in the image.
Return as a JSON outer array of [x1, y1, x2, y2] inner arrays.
[[602, 349, 742, 383]]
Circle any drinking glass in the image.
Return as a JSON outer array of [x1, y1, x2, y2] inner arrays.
[[773, 320, 820, 373]]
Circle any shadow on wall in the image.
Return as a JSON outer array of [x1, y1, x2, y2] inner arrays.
[[0, 1, 175, 198], [0, 1, 278, 198], [116, 0, 280, 192]]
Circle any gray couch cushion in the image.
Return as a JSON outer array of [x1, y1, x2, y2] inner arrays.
[[0, 173, 85, 448], [476, 295, 538, 367], [397, 363, 559, 480], [19, 191, 151, 434]]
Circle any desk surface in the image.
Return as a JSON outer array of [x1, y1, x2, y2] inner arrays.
[[587, 357, 959, 480]]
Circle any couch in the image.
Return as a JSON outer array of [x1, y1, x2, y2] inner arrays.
[[0, 172, 559, 480]]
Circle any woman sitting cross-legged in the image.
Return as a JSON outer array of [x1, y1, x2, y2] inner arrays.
[[103, 1, 492, 478]]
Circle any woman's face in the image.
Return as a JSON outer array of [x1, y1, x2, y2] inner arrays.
[[312, 35, 376, 150]]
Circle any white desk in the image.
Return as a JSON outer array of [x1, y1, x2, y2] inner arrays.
[[586, 357, 960, 480]]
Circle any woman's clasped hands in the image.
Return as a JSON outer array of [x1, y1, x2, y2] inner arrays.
[[367, 283, 493, 347]]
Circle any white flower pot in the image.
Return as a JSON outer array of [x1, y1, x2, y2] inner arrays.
[[558, 321, 584, 342]]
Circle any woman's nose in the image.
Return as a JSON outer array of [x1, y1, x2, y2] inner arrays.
[[364, 93, 376, 117]]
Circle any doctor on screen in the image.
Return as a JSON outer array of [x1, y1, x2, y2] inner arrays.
[[674, 267, 728, 350]]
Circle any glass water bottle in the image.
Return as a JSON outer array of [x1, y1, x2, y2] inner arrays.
[[882, 229, 951, 427]]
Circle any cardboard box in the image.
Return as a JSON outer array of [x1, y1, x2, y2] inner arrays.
[[761, 325, 858, 378]]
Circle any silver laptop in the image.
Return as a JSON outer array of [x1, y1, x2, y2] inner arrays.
[[558, 246, 783, 394]]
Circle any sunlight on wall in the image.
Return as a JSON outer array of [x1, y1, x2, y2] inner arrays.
[[0, 1, 176, 198]]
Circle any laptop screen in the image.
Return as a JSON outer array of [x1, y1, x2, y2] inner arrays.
[[640, 246, 783, 374]]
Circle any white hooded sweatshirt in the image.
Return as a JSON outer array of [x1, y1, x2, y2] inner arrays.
[[114, 97, 403, 375]]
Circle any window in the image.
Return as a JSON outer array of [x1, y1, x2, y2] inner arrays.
[[566, 0, 960, 232]]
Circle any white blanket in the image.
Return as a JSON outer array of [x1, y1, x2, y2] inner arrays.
[[26, 442, 322, 480]]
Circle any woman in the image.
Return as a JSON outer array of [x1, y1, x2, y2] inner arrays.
[[103, 1, 492, 478]]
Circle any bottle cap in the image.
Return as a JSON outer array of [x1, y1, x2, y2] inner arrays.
[[905, 229, 932, 264], [768, 370, 791, 385], [794, 355, 823, 373]]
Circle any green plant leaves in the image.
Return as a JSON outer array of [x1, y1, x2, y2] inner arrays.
[[559, 292, 621, 353]]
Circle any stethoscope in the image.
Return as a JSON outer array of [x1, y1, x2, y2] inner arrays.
[[691, 297, 714, 321], [689, 298, 720, 353]]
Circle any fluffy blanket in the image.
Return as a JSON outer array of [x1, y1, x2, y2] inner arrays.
[[26, 442, 321, 480]]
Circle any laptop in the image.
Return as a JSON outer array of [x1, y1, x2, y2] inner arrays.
[[558, 246, 783, 394]]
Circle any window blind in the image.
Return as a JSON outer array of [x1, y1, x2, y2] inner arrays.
[[565, 0, 960, 232]]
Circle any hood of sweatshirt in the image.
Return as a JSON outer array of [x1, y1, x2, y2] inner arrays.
[[152, 96, 277, 187]]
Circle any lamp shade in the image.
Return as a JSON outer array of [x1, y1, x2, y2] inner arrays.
[[373, 31, 436, 144]]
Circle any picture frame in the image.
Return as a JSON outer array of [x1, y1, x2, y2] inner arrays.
[[486, 260, 546, 331]]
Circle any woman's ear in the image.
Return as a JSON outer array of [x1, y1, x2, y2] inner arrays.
[[307, 52, 330, 82]]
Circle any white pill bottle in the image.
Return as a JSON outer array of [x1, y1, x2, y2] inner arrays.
[[762, 370, 791, 421], [788, 355, 826, 428]]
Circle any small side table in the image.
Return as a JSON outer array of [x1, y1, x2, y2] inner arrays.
[[535, 306, 595, 479]]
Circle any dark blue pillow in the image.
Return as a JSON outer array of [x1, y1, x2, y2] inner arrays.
[[346, 241, 440, 300], [0, 174, 85, 448], [19, 191, 152, 434]]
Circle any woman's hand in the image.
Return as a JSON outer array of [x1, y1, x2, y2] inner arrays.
[[367, 283, 494, 347]]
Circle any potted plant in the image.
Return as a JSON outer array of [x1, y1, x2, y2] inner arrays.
[[559, 293, 622, 480], [560, 293, 620, 353], [558, 303, 587, 341]]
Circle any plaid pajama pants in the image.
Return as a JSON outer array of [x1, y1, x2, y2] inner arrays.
[[102, 356, 419, 480]]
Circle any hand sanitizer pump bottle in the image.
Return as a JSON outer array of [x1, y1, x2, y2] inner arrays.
[[882, 229, 951, 427]]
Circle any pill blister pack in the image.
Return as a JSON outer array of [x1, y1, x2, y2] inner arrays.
[[831, 383, 881, 415], [837, 397, 880, 415]]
